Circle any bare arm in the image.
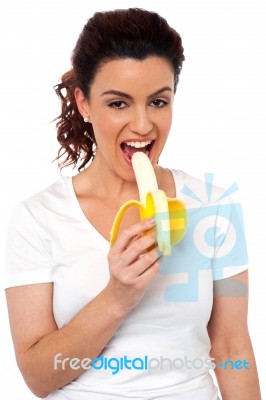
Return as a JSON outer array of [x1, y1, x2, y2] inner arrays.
[[5, 218, 159, 398], [207, 270, 261, 399]]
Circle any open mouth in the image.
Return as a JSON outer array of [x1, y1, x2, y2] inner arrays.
[[121, 140, 155, 163]]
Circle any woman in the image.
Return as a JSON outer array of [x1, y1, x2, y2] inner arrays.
[[4, 8, 261, 399]]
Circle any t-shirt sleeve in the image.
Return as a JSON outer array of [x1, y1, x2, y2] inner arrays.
[[3, 202, 53, 289], [211, 197, 249, 280]]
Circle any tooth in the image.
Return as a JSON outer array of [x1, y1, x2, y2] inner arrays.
[[124, 140, 152, 148], [110, 152, 187, 256]]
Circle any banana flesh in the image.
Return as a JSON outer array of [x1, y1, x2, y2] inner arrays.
[[110, 152, 187, 255]]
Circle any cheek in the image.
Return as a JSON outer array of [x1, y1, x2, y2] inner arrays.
[[158, 111, 172, 136], [93, 110, 126, 134], [91, 115, 124, 151]]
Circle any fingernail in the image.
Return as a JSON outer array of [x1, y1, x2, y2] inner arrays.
[[147, 217, 156, 225], [156, 247, 163, 258]]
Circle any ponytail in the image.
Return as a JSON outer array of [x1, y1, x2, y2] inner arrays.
[[53, 69, 96, 172]]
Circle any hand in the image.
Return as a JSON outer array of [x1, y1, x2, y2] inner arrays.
[[105, 218, 161, 314]]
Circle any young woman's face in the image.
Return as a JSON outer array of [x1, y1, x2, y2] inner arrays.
[[81, 56, 175, 180]]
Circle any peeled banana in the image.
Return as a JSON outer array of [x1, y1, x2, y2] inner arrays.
[[110, 152, 187, 255]]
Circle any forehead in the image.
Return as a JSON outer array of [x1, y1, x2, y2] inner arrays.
[[91, 56, 174, 94]]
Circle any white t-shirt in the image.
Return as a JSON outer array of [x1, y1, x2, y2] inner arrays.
[[4, 170, 248, 400]]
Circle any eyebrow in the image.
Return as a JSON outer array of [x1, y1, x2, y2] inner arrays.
[[101, 86, 172, 100]]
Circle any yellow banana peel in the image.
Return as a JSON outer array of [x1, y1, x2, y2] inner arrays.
[[110, 152, 187, 255]]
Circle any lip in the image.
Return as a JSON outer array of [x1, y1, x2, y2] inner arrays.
[[122, 138, 154, 142], [120, 139, 155, 166]]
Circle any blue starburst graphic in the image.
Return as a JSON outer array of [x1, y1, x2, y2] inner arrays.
[[160, 173, 248, 302]]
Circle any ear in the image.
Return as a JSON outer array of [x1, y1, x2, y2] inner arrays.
[[74, 87, 91, 122]]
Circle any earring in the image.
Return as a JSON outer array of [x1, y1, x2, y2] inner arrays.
[[84, 116, 89, 123]]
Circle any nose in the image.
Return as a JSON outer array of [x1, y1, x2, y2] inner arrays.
[[129, 106, 153, 135]]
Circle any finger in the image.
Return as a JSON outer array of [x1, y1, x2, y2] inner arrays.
[[126, 246, 162, 279], [137, 256, 160, 285], [122, 231, 157, 266], [112, 218, 156, 253]]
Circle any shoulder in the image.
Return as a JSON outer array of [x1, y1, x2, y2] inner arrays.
[[9, 176, 70, 226], [170, 169, 229, 208]]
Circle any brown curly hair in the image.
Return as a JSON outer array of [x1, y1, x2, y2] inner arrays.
[[53, 8, 185, 172]]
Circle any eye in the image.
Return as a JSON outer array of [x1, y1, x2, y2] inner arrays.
[[151, 99, 168, 108], [108, 101, 127, 109]]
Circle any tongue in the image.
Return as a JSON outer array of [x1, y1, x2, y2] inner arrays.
[[121, 143, 147, 159]]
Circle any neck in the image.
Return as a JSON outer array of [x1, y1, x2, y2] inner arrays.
[[75, 153, 164, 204]]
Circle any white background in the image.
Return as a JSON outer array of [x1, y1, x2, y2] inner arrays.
[[0, 0, 265, 398]]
